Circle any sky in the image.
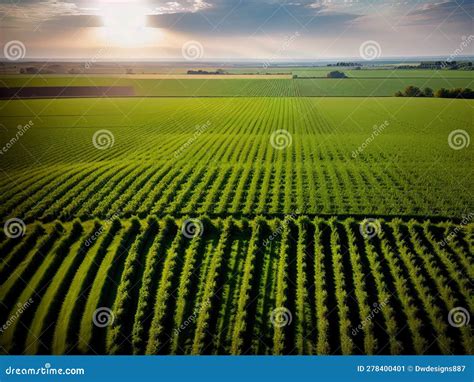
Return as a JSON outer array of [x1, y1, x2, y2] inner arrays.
[[0, 0, 473, 60]]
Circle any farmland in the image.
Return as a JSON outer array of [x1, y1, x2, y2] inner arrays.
[[0, 97, 472, 219], [1, 74, 472, 97], [0, 217, 472, 355], [0, 73, 473, 355]]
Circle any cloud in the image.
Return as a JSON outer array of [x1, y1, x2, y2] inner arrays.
[[0, 0, 472, 58], [152, 0, 212, 14], [44, 14, 103, 28], [0, 0, 80, 17], [0, 0, 82, 29], [146, 0, 361, 35], [402, 0, 474, 25]]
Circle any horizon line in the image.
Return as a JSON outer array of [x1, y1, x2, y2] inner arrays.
[[2, 55, 473, 64]]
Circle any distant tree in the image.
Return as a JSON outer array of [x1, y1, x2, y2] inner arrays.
[[188, 69, 228, 75], [461, 88, 474, 99], [394, 90, 403, 97], [292, 74, 298, 79], [25, 67, 39, 74], [423, 87, 434, 97], [435, 88, 449, 98], [404, 85, 422, 97], [449, 88, 464, 98], [326, 70, 347, 78], [433, 87, 474, 99]]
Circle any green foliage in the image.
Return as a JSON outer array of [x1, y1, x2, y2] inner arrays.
[[1, 98, 471, 219], [404, 85, 423, 97], [1, 217, 472, 355], [0, 72, 471, 357], [395, 86, 473, 98], [423, 87, 434, 97], [326, 70, 347, 78], [1, 72, 472, 96], [435, 87, 474, 99]]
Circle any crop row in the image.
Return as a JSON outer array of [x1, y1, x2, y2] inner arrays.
[[0, 216, 471, 355], [1, 76, 473, 97], [1, 97, 472, 219]]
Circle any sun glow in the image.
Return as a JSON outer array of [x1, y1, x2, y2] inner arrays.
[[100, 3, 154, 46]]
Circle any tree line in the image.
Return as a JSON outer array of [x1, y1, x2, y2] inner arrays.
[[395, 86, 474, 99]]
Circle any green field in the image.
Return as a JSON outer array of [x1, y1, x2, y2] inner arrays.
[[0, 73, 472, 355], [0, 216, 472, 355], [0, 97, 472, 218], [224, 67, 474, 78], [1, 74, 472, 97]]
